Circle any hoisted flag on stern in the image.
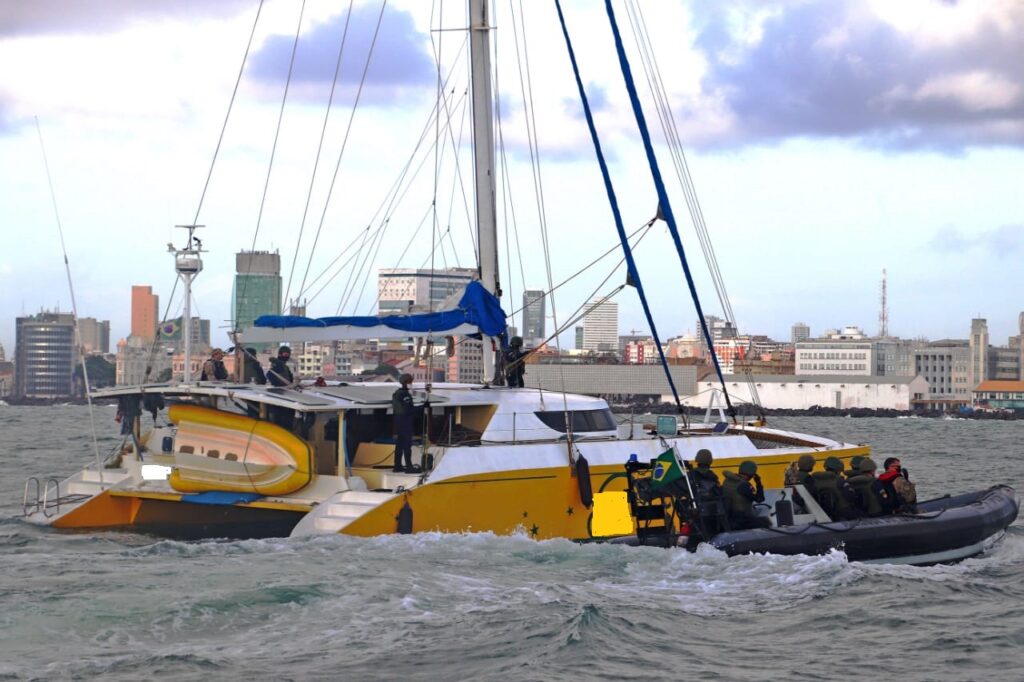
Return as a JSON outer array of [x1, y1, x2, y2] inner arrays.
[[650, 448, 683, 490]]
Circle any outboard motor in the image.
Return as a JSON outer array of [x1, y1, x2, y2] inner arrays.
[[775, 498, 795, 527]]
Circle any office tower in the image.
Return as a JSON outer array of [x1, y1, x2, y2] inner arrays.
[[582, 299, 619, 352], [131, 285, 159, 341], [77, 318, 111, 355], [522, 289, 546, 346], [15, 312, 76, 398], [791, 322, 810, 345], [234, 251, 282, 330]]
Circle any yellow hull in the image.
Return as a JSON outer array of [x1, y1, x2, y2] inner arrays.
[[341, 446, 871, 539], [51, 444, 869, 540]]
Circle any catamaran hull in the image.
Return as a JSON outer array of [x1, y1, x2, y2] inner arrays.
[[29, 437, 873, 541], [709, 486, 1019, 565]]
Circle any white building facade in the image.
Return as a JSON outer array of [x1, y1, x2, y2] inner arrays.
[[582, 299, 618, 352]]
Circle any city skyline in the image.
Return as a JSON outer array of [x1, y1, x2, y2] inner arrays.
[[1, 1, 1021, 354]]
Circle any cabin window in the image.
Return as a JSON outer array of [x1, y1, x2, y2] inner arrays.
[[534, 409, 616, 433]]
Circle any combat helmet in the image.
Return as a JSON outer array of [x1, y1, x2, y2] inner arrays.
[[797, 454, 815, 472], [859, 457, 878, 473], [738, 460, 758, 476], [824, 456, 844, 473]]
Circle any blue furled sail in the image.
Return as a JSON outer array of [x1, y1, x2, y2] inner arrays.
[[239, 280, 508, 343]]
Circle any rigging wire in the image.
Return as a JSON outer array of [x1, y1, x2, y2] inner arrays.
[[304, 0, 389, 308], [602, 0, 737, 420], [508, 0, 570, 420], [35, 118, 103, 477], [554, 0, 688, 418], [239, 0, 306, 321], [625, 0, 762, 413], [192, 0, 266, 229], [299, 42, 468, 308], [285, 0, 356, 313]]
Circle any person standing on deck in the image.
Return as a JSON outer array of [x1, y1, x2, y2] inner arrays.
[[268, 346, 294, 386], [503, 336, 527, 388], [392, 373, 416, 473], [201, 348, 228, 381]]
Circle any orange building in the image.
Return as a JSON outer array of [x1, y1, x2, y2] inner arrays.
[[131, 285, 159, 341]]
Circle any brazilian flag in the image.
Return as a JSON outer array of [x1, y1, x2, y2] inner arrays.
[[650, 448, 683, 490]]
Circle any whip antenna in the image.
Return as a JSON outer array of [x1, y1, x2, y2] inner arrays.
[[35, 117, 104, 483]]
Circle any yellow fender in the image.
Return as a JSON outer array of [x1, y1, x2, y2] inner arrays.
[[167, 404, 312, 496]]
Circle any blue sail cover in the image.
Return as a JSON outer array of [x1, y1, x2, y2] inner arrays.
[[246, 280, 507, 342]]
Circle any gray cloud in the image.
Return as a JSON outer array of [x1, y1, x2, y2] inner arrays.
[[691, 1, 1024, 150], [0, 0, 252, 37], [929, 224, 1024, 255], [247, 4, 434, 105]]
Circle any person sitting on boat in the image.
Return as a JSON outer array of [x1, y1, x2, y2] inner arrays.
[[845, 455, 865, 480], [689, 449, 720, 493], [786, 454, 818, 512], [236, 346, 266, 385], [268, 346, 294, 387], [201, 348, 228, 381], [847, 458, 895, 517], [810, 457, 861, 520], [689, 448, 727, 535], [880, 457, 918, 513], [503, 336, 527, 388], [392, 373, 417, 473], [722, 460, 770, 530]]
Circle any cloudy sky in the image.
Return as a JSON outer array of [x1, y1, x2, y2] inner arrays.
[[1, 0, 1022, 359]]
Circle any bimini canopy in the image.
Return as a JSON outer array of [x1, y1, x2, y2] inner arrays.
[[240, 280, 507, 343]]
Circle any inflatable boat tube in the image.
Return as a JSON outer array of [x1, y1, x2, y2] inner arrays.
[[709, 485, 1019, 565], [167, 404, 312, 496]]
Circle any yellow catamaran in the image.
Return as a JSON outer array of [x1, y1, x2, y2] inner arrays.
[[23, 1, 871, 541]]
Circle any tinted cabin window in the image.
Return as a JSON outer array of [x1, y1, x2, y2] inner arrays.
[[534, 409, 617, 433]]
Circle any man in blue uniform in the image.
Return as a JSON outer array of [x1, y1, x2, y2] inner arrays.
[[392, 373, 416, 473]]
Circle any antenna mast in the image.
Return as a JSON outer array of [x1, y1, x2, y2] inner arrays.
[[878, 268, 888, 338], [172, 225, 204, 381]]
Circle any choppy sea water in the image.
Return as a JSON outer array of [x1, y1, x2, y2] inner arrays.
[[1, 405, 1022, 681]]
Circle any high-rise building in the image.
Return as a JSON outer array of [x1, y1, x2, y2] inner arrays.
[[15, 312, 77, 399], [696, 315, 736, 353], [522, 289, 546, 346], [234, 251, 282, 331], [968, 318, 989, 390], [77, 317, 111, 355], [582, 299, 618, 352], [574, 326, 584, 350], [377, 267, 478, 315], [791, 322, 810, 345], [131, 285, 159, 341]]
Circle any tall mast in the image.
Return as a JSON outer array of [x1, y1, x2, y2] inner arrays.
[[469, 0, 499, 299], [468, 0, 500, 384], [172, 225, 204, 382]]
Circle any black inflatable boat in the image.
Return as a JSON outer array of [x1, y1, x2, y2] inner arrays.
[[617, 457, 1019, 565], [709, 486, 1019, 565]]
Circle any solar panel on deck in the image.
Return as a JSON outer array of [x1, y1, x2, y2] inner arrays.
[[316, 385, 445, 405]]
